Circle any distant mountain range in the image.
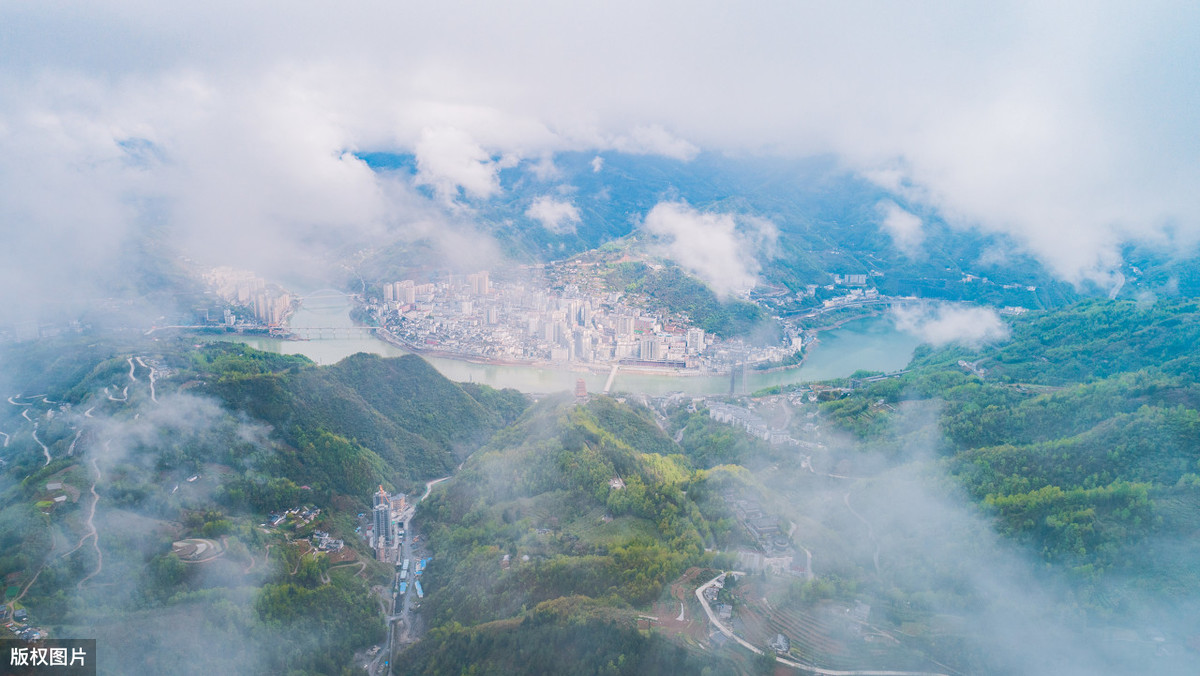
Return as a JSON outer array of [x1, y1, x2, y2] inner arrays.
[[357, 150, 1082, 308]]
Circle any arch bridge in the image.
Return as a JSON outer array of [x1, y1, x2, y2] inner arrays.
[[297, 288, 357, 300]]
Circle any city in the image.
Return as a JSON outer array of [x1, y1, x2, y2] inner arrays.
[[363, 265, 807, 375]]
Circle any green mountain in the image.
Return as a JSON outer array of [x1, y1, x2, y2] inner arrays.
[[402, 298, 1200, 675], [403, 596, 720, 676], [404, 395, 749, 671], [0, 340, 527, 675], [823, 299, 1200, 613], [203, 347, 526, 497], [357, 151, 1081, 305], [605, 261, 770, 338], [5, 299, 1200, 674], [417, 396, 705, 622]]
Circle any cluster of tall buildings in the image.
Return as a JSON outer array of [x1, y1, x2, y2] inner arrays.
[[383, 279, 422, 305], [370, 270, 725, 369], [204, 267, 293, 327]]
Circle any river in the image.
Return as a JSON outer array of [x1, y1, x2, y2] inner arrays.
[[222, 294, 921, 395]]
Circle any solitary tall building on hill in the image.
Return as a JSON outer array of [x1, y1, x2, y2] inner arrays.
[[372, 485, 397, 555]]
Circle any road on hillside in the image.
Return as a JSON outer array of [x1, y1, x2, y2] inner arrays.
[[369, 476, 449, 676]]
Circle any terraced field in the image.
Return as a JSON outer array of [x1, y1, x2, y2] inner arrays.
[[728, 583, 944, 673], [172, 538, 225, 563]]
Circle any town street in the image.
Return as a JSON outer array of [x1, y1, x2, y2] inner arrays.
[[368, 476, 449, 676]]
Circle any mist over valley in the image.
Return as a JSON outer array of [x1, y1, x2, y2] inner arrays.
[[2, 3, 1199, 674]]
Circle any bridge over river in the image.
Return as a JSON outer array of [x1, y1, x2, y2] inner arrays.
[[286, 325, 381, 340], [297, 289, 357, 301]]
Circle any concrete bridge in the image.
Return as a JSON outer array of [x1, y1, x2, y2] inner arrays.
[[287, 326, 380, 340], [602, 365, 620, 394]]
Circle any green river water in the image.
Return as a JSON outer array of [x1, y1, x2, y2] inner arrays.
[[222, 295, 922, 395]]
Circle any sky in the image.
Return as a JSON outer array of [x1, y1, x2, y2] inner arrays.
[[2, 1, 1199, 316], [1, 7, 1198, 670]]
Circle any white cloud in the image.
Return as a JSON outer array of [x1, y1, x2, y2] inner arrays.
[[590, 156, 604, 173], [413, 126, 503, 203], [609, 125, 699, 161], [878, 200, 924, 255], [0, 0, 1197, 311], [641, 201, 776, 298], [525, 196, 581, 234], [0, 68, 522, 319], [975, 244, 1013, 268], [891, 303, 1011, 348], [528, 154, 560, 181]]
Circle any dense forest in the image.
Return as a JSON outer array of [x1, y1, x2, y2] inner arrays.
[[403, 596, 727, 675], [0, 341, 526, 675], [404, 395, 762, 671], [404, 298, 1200, 674], [416, 396, 713, 623], [818, 299, 1200, 615], [203, 347, 527, 497], [604, 262, 770, 338], [4, 297, 1200, 674]]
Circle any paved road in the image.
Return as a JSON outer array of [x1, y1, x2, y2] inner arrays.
[[1108, 271, 1126, 300], [844, 492, 881, 577], [370, 476, 449, 676], [694, 573, 949, 676]]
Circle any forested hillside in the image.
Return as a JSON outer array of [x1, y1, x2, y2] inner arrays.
[[403, 597, 720, 675], [405, 395, 747, 672], [354, 150, 1081, 310], [821, 299, 1200, 612], [0, 340, 526, 675], [604, 262, 769, 338], [203, 348, 526, 496], [5, 300, 1199, 674]]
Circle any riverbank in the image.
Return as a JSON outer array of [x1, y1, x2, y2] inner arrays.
[[365, 300, 894, 379], [372, 326, 606, 373], [804, 309, 885, 333], [747, 310, 888, 375], [371, 322, 728, 378], [214, 293, 920, 395]]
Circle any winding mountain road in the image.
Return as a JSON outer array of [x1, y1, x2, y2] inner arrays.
[[77, 456, 104, 588], [420, 476, 451, 502], [695, 573, 947, 676], [31, 427, 50, 466], [136, 357, 158, 402], [844, 491, 881, 577], [7, 535, 58, 614]]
